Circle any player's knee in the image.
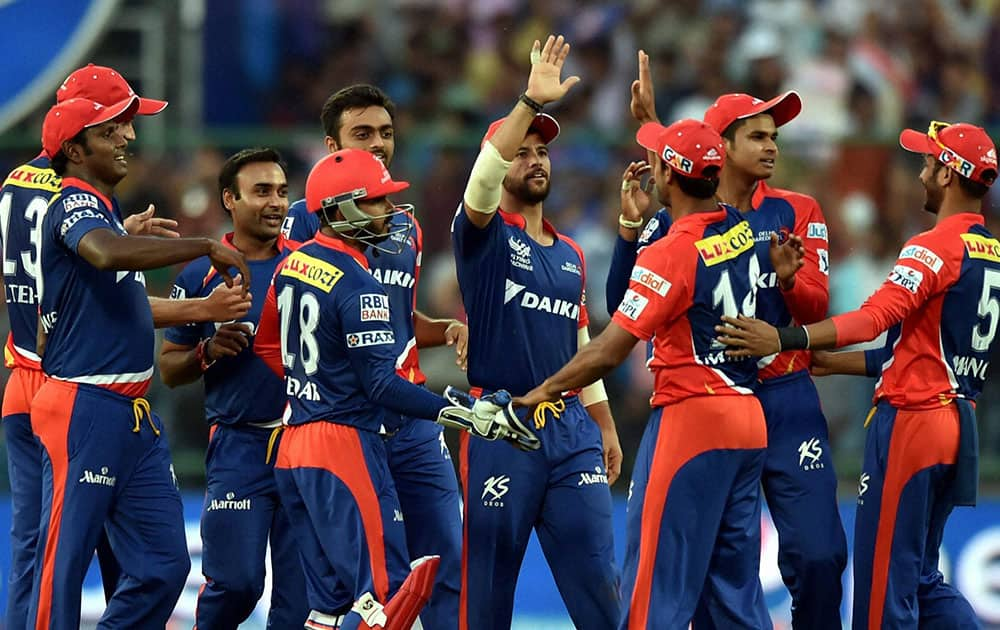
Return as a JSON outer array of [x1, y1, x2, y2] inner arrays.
[[799, 543, 847, 578]]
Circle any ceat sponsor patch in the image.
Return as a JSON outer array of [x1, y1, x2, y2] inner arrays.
[[617, 289, 649, 321], [899, 244, 943, 273], [359, 293, 390, 321], [630, 266, 671, 296]]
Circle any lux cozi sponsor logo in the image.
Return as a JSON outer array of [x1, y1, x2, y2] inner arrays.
[[962, 234, 1000, 262], [696, 221, 754, 266]]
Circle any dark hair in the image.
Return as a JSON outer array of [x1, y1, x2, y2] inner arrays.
[[320, 84, 396, 142], [673, 165, 721, 199], [218, 147, 288, 210], [721, 118, 749, 143], [930, 159, 993, 199], [50, 128, 90, 176]]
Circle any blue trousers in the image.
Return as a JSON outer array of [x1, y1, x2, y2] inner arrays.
[[694, 370, 847, 629], [2, 368, 122, 630], [28, 379, 189, 630], [386, 418, 461, 630], [274, 421, 412, 630], [621, 396, 770, 630], [852, 402, 979, 629], [195, 423, 308, 629], [459, 396, 620, 630]]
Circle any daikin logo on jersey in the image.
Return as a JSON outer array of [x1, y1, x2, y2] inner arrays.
[[503, 279, 580, 320], [370, 267, 414, 289]]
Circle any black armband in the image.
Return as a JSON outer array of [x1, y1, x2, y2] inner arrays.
[[518, 93, 544, 114], [777, 326, 810, 351]]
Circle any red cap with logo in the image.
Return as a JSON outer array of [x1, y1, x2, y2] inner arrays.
[[306, 149, 410, 214], [58, 64, 168, 116], [481, 113, 560, 148], [636, 119, 726, 179], [899, 121, 998, 186], [703, 90, 801, 135], [41, 96, 140, 158]]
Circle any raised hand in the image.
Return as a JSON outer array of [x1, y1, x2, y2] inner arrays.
[[207, 241, 251, 296], [124, 204, 180, 238], [203, 274, 252, 322], [525, 35, 581, 105], [769, 232, 805, 290], [630, 49, 659, 125], [621, 161, 653, 224]]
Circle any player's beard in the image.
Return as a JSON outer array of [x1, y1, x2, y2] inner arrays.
[[922, 183, 943, 214], [504, 175, 550, 204]]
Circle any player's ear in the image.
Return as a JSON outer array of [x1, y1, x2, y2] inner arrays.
[[222, 187, 237, 213], [324, 136, 340, 153]]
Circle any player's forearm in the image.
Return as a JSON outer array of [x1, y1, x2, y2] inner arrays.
[[149, 296, 212, 328], [78, 230, 214, 272], [605, 236, 639, 316], [158, 346, 203, 388], [584, 400, 616, 432], [539, 334, 629, 400], [413, 311, 459, 348], [811, 350, 869, 377], [367, 371, 448, 420]]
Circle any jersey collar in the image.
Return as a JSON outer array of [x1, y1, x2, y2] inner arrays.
[[938, 212, 986, 231], [498, 209, 560, 240], [60, 177, 114, 214], [314, 230, 370, 270], [221, 231, 294, 255], [750, 180, 770, 210], [670, 204, 729, 232]]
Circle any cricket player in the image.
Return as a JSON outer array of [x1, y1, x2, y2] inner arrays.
[[30, 96, 250, 629], [159, 147, 308, 628], [718, 120, 997, 629], [618, 50, 847, 628], [1, 64, 249, 630], [282, 84, 466, 628], [518, 117, 799, 629], [453, 35, 623, 630], [254, 148, 537, 630]]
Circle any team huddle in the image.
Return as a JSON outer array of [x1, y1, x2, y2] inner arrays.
[[1, 32, 997, 630]]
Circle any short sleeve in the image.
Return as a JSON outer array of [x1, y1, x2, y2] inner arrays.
[[55, 193, 116, 253], [611, 239, 689, 341]]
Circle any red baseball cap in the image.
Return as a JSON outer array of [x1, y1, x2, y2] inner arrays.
[[636, 119, 726, 179], [306, 149, 410, 214], [899, 121, 998, 186], [481, 113, 560, 148], [41, 96, 141, 158], [58, 64, 168, 116], [703, 91, 802, 135]]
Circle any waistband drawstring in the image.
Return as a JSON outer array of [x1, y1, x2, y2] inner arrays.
[[132, 398, 159, 436], [532, 399, 566, 430], [265, 426, 284, 464]]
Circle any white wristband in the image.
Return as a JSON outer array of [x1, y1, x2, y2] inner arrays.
[[463, 140, 512, 214], [619, 214, 644, 229]]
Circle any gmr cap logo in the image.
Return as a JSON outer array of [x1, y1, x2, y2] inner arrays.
[[0, 1, 120, 134]]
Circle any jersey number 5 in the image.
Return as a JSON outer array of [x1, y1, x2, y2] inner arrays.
[[277, 285, 321, 375], [972, 268, 1000, 352]]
